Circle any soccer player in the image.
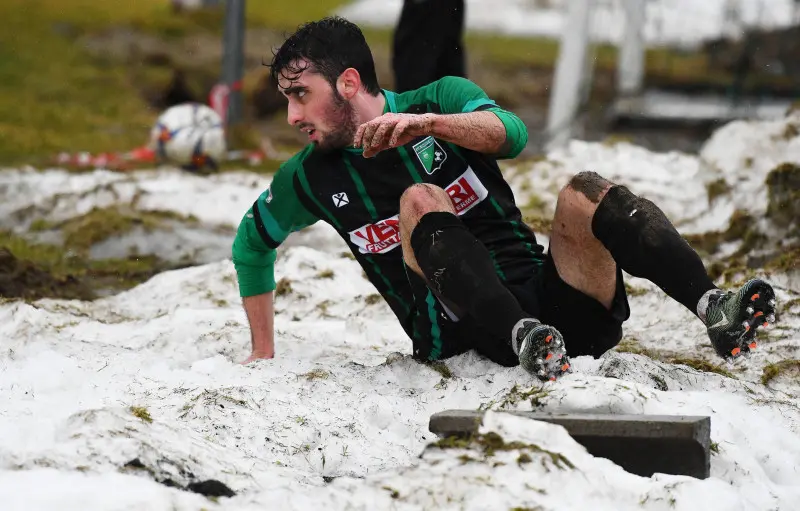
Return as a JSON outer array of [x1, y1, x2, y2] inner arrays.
[[392, 0, 466, 93], [232, 17, 777, 380]]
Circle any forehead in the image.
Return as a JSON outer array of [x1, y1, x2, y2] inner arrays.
[[276, 59, 329, 91]]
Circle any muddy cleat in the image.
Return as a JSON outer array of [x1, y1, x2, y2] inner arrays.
[[512, 319, 570, 382], [702, 279, 777, 362]]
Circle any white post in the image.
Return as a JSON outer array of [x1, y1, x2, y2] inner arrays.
[[546, 0, 592, 150], [617, 0, 646, 96]]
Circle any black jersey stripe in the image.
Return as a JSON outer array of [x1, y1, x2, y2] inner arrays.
[[250, 200, 280, 248], [364, 254, 411, 317], [488, 197, 543, 266], [397, 146, 423, 183], [343, 154, 378, 220], [296, 164, 343, 230]]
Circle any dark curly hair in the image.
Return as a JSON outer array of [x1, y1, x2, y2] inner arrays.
[[268, 16, 381, 96]]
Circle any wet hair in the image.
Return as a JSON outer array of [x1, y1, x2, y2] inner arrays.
[[268, 16, 381, 96]]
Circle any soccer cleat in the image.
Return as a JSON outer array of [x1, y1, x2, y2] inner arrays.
[[703, 279, 777, 362], [513, 319, 571, 382]]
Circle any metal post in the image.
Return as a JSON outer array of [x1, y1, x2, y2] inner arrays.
[[617, 0, 646, 96], [546, 0, 592, 150], [221, 0, 246, 125]]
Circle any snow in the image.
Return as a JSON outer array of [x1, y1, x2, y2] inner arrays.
[[337, 0, 797, 48], [2, 121, 800, 509]]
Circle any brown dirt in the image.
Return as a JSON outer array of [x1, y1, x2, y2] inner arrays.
[[0, 247, 93, 301]]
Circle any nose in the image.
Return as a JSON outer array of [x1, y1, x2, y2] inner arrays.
[[287, 100, 303, 126]]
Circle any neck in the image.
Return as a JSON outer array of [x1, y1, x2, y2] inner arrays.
[[352, 90, 386, 125]]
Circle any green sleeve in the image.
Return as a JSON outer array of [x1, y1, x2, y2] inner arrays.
[[231, 150, 320, 297], [408, 76, 529, 159]]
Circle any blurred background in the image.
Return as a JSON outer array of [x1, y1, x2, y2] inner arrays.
[[2, 0, 798, 171], [1, 0, 799, 302]]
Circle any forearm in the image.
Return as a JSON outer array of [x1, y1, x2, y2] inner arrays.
[[243, 292, 275, 356], [427, 111, 510, 156]]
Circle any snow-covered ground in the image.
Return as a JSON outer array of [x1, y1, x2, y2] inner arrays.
[[1, 114, 800, 509], [338, 0, 797, 47]]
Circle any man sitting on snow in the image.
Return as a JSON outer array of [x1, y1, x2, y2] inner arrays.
[[231, 16, 777, 380]]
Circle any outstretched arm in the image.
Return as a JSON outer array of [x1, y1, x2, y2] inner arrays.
[[355, 111, 511, 158], [241, 292, 275, 363]]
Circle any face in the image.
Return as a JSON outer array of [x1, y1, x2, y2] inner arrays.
[[278, 61, 358, 152]]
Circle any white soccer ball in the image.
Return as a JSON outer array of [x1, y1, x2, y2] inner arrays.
[[150, 103, 227, 171]]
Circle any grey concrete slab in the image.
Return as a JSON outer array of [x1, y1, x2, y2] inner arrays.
[[429, 410, 711, 479]]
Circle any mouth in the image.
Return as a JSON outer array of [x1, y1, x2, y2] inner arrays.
[[300, 126, 316, 140]]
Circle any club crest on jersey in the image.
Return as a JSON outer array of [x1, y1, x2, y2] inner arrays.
[[412, 136, 447, 175], [332, 192, 349, 207]]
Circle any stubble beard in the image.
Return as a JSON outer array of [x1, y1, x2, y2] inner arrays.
[[314, 90, 358, 153]]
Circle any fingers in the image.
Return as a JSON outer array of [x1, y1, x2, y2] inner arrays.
[[387, 118, 410, 148], [369, 121, 395, 153], [356, 114, 407, 158], [354, 119, 378, 151]]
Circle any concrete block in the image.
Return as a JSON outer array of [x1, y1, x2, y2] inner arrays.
[[429, 410, 710, 479]]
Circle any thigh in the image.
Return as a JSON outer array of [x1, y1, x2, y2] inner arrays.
[[534, 252, 630, 358]]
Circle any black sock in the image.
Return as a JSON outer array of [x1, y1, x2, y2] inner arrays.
[[591, 185, 717, 316], [410, 212, 530, 346]]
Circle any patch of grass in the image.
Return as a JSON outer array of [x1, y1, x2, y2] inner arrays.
[[615, 338, 735, 378], [709, 441, 720, 454], [315, 269, 335, 279], [761, 360, 800, 385], [765, 247, 800, 273], [782, 123, 800, 140], [522, 216, 552, 236], [624, 283, 648, 297], [382, 486, 400, 499], [299, 368, 330, 381], [614, 337, 660, 359], [705, 178, 731, 204], [432, 431, 574, 470], [685, 209, 757, 258], [52, 206, 193, 254], [0, 229, 173, 299], [0, 0, 352, 163], [427, 361, 453, 379], [275, 277, 292, 297], [670, 357, 735, 379], [364, 293, 382, 305], [129, 406, 152, 423], [481, 384, 550, 411]]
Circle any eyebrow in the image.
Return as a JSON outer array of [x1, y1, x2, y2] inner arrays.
[[281, 85, 308, 96]]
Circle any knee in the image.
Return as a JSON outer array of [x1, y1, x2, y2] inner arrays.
[[566, 171, 614, 204], [399, 184, 453, 219]]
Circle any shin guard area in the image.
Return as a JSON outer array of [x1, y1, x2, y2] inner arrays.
[[591, 186, 716, 314], [410, 212, 528, 340]]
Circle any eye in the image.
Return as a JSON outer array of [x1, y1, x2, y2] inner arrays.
[[297, 90, 307, 98]]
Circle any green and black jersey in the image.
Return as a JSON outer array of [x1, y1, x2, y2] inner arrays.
[[232, 76, 545, 342]]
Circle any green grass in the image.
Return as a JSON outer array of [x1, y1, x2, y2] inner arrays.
[[0, 0, 351, 164], [2, 0, 793, 165]]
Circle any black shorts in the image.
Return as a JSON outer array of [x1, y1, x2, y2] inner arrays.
[[406, 252, 630, 366]]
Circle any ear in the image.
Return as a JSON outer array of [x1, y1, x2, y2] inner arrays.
[[337, 68, 362, 100]]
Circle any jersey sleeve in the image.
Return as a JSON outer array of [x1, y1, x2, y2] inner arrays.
[[231, 154, 320, 297], [417, 76, 529, 159]]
